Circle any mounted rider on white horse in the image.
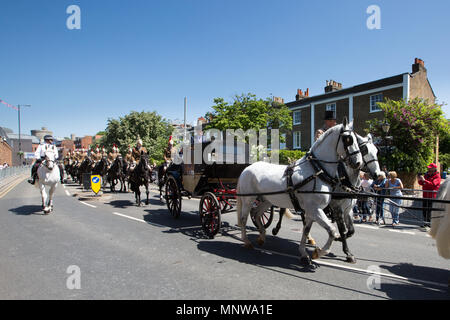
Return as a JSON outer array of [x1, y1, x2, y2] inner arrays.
[[28, 135, 60, 214], [28, 135, 59, 185]]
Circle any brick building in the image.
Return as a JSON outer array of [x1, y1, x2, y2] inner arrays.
[[0, 138, 13, 166], [285, 58, 436, 150]]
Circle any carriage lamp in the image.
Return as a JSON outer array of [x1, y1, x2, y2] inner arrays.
[[381, 120, 390, 134]]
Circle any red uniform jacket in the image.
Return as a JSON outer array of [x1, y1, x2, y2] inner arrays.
[[418, 172, 441, 198]]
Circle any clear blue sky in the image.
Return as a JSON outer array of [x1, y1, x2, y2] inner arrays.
[[1, 0, 449, 138]]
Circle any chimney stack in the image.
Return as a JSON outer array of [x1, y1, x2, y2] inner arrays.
[[295, 88, 309, 101], [324, 80, 342, 93], [412, 57, 426, 74]]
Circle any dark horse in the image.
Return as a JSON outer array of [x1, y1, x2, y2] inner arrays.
[[129, 152, 152, 206], [92, 156, 109, 188], [77, 157, 93, 185], [107, 155, 127, 193]]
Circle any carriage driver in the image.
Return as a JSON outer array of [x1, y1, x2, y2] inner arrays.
[[315, 110, 337, 141], [28, 135, 59, 185]]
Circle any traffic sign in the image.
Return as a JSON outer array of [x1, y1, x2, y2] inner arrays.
[[90, 175, 102, 194]]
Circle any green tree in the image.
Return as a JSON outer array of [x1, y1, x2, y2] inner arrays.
[[100, 111, 173, 162], [366, 98, 449, 172], [204, 93, 292, 144]]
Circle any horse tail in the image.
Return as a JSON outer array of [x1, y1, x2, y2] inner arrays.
[[236, 177, 243, 228]]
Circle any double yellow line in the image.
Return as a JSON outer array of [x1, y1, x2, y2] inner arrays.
[[0, 174, 29, 199]]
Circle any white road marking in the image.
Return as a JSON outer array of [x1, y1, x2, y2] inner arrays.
[[354, 224, 421, 236], [80, 201, 97, 208], [389, 229, 415, 235], [355, 224, 378, 230], [112, 212, 146, 223], [65, 190, 70, 196], [111, 212, 166, 228]]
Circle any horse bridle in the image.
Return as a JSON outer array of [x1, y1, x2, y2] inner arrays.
[[358, 139, 378, 167], [337, 127, 361, 163], [44, 157, 55, 170]]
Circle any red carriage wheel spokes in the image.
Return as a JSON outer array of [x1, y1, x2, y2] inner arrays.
[[199, 192, 221, 239], [165, 175, 181, 219], [251, 205, 274, 229]]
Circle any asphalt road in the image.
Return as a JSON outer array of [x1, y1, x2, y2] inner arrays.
[[0, 178, 448, 300]]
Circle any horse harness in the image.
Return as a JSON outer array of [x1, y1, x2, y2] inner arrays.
[[283, 127, 361, 213]]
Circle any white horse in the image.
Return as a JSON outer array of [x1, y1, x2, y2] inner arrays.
[[325, 133, 381, 262], [430, 178, 450, 259], [237, 119, 363, 265], [35, 151, 60, 214]]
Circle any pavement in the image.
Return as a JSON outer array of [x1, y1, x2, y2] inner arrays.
[[0, 178, 448, 300]]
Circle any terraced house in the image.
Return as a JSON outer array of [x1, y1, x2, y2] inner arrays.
[[285, 58, 436, 150]]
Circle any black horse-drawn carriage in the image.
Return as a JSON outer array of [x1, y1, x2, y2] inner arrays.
[[164, 139, 273, 238]]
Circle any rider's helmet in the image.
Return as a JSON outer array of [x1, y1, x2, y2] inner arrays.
[[168, 136, 173, 146], [44, 135, 54, 143], [137, 138, 143, 148]]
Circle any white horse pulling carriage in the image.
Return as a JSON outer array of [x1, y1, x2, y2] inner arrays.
[[35, 151, 60, 214], [236, 118, 383, 265]]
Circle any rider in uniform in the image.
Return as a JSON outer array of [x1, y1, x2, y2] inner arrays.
[[131, 138, 148, 164], [125, 145, 133, 163], [28, 135, 59, 185]]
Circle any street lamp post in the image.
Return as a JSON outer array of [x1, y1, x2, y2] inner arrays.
[[17, 104, 31, 164], [381, 119, 391, 169]]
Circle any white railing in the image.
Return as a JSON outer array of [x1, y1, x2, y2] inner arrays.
[[0, 165, 31, 182]]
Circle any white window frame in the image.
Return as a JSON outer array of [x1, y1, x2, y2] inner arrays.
[[293, 111, 301, 125], [326, 103, 336, 119], [370, 93, 383, 113], [293, 131, 301, 149]]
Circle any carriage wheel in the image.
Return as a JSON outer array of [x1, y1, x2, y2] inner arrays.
[[200, 192, 222, 239], [251, 205, 274, 229], [165, 176, 182, 219], [219, 197, 233, 212]]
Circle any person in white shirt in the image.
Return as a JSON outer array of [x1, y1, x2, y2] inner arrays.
[[28, 135, 59, 185], [360, 172, 374, 222]]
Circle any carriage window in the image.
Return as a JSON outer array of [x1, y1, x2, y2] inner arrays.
[[293, 131, 301, 149], [370, 94, 383, 112], [293, 111, 301, 125]]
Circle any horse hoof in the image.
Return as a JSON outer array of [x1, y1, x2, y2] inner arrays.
[[272, 228, 279, 236], [307, 238, 316, 246], [300, 256, 311, 266], [257, 239, 265, 246], [243, 242, 254, 249], [346, 256, 356, 264], [311, 248, 320, 260]]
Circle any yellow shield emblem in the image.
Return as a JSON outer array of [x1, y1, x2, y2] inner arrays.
[[90, 175, 102, 194]]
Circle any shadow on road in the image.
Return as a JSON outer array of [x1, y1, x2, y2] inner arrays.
[[376, 263, 449, 299], [105, 200, 136, 209], [9, 205, 45, 216], [142, 208, 211, 239]]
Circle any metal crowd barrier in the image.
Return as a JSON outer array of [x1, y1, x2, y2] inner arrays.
[[0, 165, 31, 182]]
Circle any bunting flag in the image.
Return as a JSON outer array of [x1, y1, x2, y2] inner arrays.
[[0, 98, 18, 111]]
